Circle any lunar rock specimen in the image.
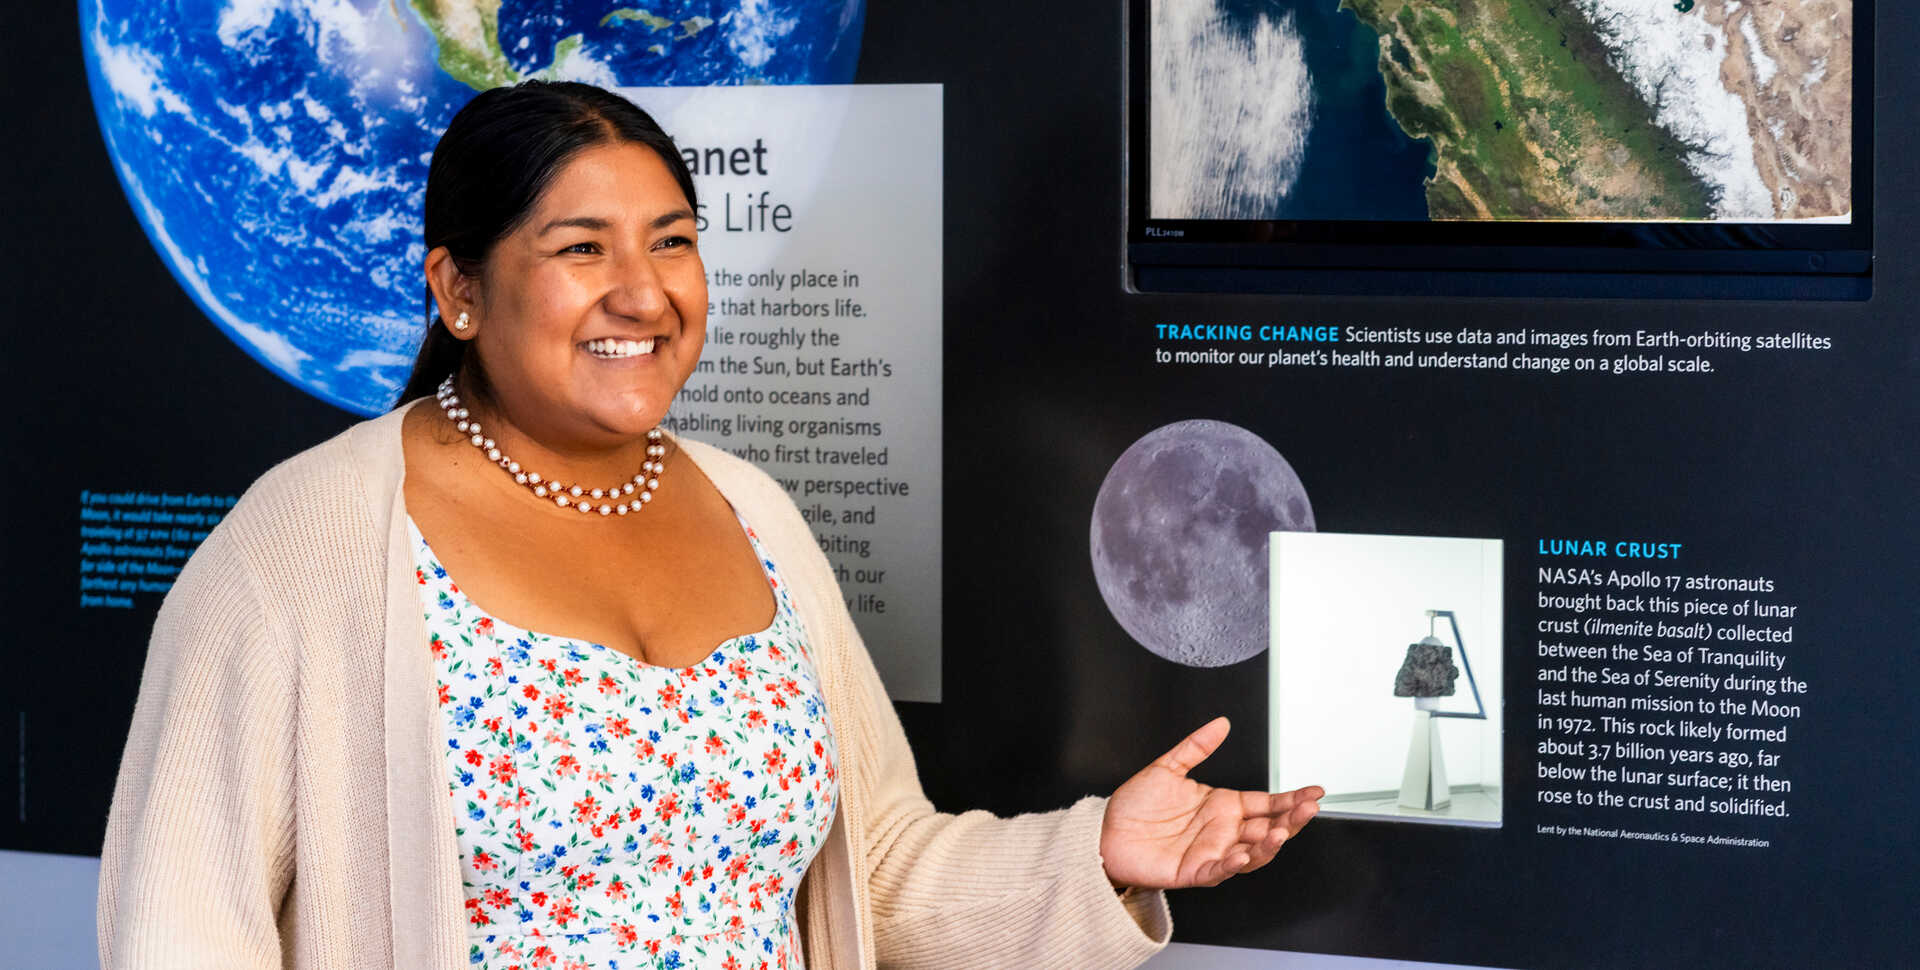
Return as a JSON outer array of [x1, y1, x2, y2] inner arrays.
[[1393, 639, 1460, 698]]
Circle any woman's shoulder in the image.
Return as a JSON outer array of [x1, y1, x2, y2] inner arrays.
[[674, 436, 836, 586], [206, 405, 409, 573], [145, 408, 407, 680], [674, 435, 779, 490], [673, 436, 805, 521]]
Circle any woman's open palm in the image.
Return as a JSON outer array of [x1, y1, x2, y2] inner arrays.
[[1099, 717, 1323, 889]]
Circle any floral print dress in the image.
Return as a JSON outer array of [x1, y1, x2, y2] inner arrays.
[[412, 514, 839, 970]]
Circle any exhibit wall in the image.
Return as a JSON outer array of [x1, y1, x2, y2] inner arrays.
[[4, 1, 1917, 968]]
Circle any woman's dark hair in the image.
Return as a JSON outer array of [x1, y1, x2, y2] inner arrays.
[[393, 81, 698, 408]]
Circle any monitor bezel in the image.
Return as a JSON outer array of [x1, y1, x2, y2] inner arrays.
[[1123, 0, 1876, 291]]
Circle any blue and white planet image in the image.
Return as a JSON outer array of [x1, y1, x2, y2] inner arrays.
[[81, 0, 866, 415]]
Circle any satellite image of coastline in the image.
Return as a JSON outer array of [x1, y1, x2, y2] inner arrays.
[[1148, 0, 1852, 222]]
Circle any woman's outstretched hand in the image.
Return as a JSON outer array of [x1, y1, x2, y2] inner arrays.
[[1099, 716, 1323, 890]]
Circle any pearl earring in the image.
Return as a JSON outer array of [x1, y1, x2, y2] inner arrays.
[[453, 311, 470, 331]]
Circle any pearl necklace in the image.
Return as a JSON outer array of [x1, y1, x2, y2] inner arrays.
[[435, 376, 665, 516]]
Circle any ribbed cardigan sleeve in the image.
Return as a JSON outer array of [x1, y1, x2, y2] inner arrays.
[[98, 526, 297, 970]]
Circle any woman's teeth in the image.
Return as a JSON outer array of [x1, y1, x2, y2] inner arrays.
[[583, 337, 655, 358]]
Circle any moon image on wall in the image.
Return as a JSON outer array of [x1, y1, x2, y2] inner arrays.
[[1090, 420, 1315, 667]]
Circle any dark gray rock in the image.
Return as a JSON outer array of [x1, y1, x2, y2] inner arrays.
[[1393, 640, 1460, 697]]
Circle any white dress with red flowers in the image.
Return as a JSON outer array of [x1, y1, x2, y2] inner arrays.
[[412, 514, 839, 970]]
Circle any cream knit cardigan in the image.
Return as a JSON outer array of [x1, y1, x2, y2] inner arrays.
[[98, 403, 1171, 969]]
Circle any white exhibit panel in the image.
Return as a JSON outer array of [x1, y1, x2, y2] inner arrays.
[[632, 84, 944, 701], [1270, 532, 1504, 826]]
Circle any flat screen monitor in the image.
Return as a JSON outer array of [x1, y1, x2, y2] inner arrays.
[[1126, 0, 1872, 299]]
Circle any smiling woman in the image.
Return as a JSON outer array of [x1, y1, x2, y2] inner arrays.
[[420, 142, 707, 465], [396, 83, 703, 416], [96, 80, 1321, 970]]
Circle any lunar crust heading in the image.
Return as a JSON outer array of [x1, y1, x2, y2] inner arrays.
[[1089, 420, 1316, 667]]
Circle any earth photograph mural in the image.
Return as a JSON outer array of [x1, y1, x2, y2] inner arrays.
[[81, 0, 866, 414]]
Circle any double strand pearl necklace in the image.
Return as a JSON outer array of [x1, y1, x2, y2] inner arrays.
[[436, 376, 665, 516]]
